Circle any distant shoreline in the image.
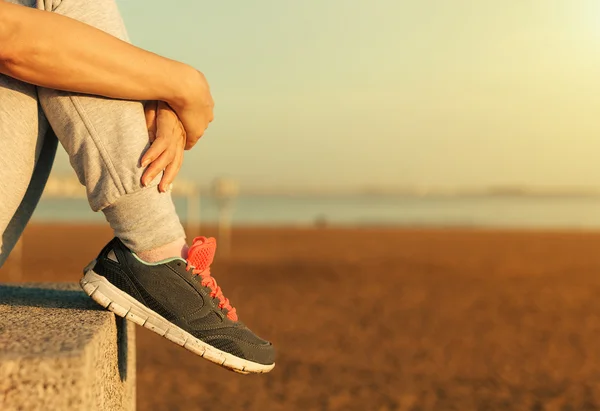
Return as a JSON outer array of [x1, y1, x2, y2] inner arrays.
[[43, 175, 600, 199]]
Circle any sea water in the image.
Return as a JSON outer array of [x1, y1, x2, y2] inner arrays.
[[30, 194, 600, 229]]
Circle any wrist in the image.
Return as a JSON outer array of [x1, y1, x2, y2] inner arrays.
[[164, 63, 198, 112]]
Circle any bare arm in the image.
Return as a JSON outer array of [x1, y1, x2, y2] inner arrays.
[[0, 1, 194, 108]]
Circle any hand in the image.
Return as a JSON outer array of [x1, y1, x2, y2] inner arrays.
[[141, 101, 186, 192], [170, 69, 214, 150]]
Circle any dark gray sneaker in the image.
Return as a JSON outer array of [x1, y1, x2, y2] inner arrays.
[[80, 236, 275, 374]]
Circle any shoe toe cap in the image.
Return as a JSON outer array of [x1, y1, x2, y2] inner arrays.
[[205, 336, 275, 365]]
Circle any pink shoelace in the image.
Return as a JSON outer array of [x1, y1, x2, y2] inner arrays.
[[186, 236, 238, 321]]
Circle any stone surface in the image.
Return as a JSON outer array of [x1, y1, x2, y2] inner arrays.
[[0, 283, 136, 411]]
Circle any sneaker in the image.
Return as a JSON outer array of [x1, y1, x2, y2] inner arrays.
[[80, 236, 275, 374]]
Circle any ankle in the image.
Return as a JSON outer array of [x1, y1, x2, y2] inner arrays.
[[134, 238, 188, 263]]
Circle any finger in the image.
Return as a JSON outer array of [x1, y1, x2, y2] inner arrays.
[[159, 148, 183, 193], [159, 122, 185, 191], [144, 101, 158, 143], [142, 148, 175, 187], [144, 101, 157, 130], [148, 129, 156, 144], [144, 101, 158, 142], [140, 136, 169, 169]]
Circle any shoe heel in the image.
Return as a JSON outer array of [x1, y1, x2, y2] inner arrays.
[[83, 259, 97, 275]]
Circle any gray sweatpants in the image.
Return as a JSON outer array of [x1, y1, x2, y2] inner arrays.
[[0, 0, 185, 267]]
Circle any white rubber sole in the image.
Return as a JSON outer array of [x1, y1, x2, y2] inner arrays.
[[80, 262, 275, 375]]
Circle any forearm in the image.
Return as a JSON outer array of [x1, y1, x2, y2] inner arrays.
[[0, 2, 192, 106]]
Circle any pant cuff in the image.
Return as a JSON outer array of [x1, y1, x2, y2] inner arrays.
[[102, 187, 185, 252]]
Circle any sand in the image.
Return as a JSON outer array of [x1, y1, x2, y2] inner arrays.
[[4, 224, 600, 410]]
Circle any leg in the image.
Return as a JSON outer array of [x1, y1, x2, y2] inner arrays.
[[31, 0, 275, 371], [36, 0, 185, 254], [0, 74, 54, 267]]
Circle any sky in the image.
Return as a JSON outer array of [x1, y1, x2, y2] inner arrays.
[[50, 0, 600, 190]]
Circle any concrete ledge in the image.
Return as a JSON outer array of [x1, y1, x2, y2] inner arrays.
[[0, 283, 135, 411]]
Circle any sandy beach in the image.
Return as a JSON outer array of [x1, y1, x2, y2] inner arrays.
[[4, 223, 600, 410]]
